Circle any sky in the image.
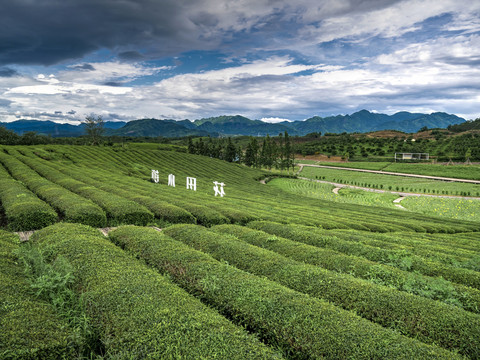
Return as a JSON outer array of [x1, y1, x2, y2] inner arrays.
[[0, 0, 479, 124]]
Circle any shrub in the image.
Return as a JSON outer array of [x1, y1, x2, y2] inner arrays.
[[113, 224, 461, 359], [0, 167, 57, 231], [31, 223, 279, 359], [249, 221, 480, 290], [0, 153, 107, 227], [0, 230, 76, 359]]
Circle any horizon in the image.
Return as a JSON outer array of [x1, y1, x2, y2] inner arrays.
[[1, 109, 469, 126], [1, 1, 479, 123]]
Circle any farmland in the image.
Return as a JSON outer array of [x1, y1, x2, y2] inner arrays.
[[1, 144, 480, 359]]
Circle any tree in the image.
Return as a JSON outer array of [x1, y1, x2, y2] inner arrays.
[[83, 114, 105, 145], [244, 137, 259, 167], [224, 137, 237, 162], [187, 137, 195, 154]]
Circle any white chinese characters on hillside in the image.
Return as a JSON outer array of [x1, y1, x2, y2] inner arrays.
[[168, 174, 175, 187], [186, 177, 197, 191], [150, 170, 224, 196], [213, 181, 225, 197], [151, 170, 159, 183]]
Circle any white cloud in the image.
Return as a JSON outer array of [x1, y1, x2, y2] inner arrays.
[[261, 117, 292, 123]]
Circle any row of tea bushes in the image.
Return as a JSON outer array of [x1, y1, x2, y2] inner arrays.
[[14, 154, 153, 226], [0, 152, 107, 228], [9, 145, 480, 233], [0, 231, 75, 358], [166, 224, 480, 357], [249, 221, 480, 290], [31, 223, 281, 359], [109, 225, 461, 359], [19, 153, 196, 225], [223, 224, 480, 313], [306, 228, 479, 270], [28, 154, 252, 226], [0, 164, 57, 231]]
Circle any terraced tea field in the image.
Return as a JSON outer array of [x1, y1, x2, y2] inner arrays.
[[1, 145, 479, 359]]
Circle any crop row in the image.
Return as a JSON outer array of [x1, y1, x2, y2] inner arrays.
[[19, 147, 470, 232], [7, 149, 154, 226], [212, 224, 480, 313], [164, 224, 480, 356], [0, 151, 107, 227], [0, 230, 75, 359], [109, 225, 460, 359], [0, 163, 57, 231], [249, 221, 480, 290], [307, 228, 480, 270], [31, 223, 280, 359], [17, 153, 196, 226], [6, 145, 480, 233]]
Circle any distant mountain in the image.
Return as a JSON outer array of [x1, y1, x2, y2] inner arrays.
[[286, 110, 465, 135], [109, 119, 212, 137], [0, 110, 466, 138], [194, 115, 295, 136], [0, 120, 127, 137]]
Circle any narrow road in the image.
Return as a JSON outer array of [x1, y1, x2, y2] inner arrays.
[[298, 164, 480, 184], [296, 176, 480, 200]]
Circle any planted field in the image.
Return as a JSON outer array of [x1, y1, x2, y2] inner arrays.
[[300, 165, 480, 195], [313, 161, 480, 180], [1, 144, 480, 358]]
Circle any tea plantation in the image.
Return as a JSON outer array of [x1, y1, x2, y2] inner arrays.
[[0, 145, 479, 359]]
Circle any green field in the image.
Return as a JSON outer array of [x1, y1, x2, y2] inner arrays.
[[309, 161, 480, 180], [1, 144, 480, 359], [300, 165, 480, 196]]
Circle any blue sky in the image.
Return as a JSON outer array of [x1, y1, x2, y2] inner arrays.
[[0, 0, 479, 124]]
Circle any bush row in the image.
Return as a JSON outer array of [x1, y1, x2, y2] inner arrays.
[[0, 152, 107, 227], [0, 165, 57, 231], [15, 154, 153, 226], [19, 153, 198, 225], [186, 224, 479, 357], [249, 221, 480, 290], [111, 224, 461, 359], [21, 153, 238, 227], [0, 230, 75, 359], [315, 228, 479, 270], [221, 222, 480, 313], [31, 223, 280, 359]]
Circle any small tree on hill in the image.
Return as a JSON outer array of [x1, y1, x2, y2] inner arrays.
[[83, 114, 104, 145]]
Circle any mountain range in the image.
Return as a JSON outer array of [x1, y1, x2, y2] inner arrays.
[[0, 110, 466, 138]]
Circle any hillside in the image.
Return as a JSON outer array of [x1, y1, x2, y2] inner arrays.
[[0, 145, 479, 358]]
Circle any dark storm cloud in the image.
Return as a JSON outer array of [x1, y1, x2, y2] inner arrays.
[[0, 67, 19, 77], [0, 0, 410, 67], [118, 51, 145, 61], [0, 0, 208, 66], [71, 63, 96, 71]]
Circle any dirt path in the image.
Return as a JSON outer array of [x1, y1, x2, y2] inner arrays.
[[296, 176, 480, 200], [298, 163, 480, 184]]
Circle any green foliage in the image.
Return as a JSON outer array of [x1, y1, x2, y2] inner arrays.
[[0, 152, 107, 227], [117, 223, 463, 359], [32, 223, 280, 359], [206, 224, 480, 356], [0, 165, 57, 231], [247, 221, 480, 308], [15, 243, 98, 357], [0, 230, 76, 359]]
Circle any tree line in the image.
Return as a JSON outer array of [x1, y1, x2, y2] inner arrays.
[[187, 132, 296, 171]]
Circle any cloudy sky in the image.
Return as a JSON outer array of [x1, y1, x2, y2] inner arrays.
[[0, 0, 479, 124]]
